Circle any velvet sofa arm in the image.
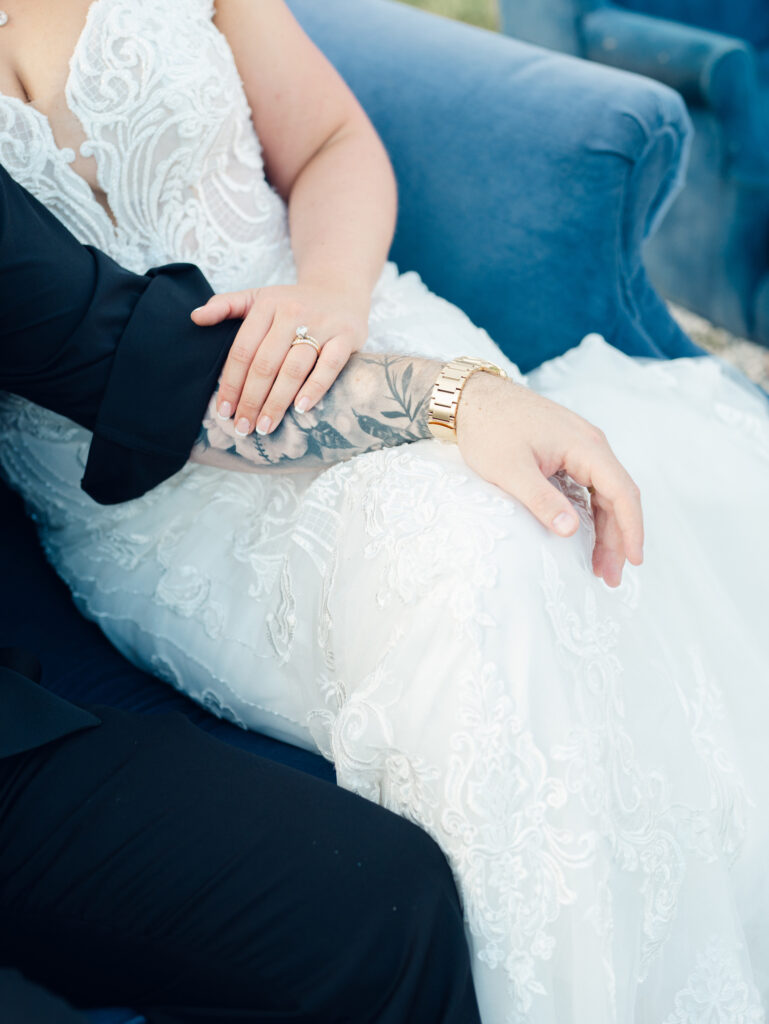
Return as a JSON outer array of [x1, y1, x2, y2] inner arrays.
[[288, 0, 701, 370], [582, 7, 769, 185]]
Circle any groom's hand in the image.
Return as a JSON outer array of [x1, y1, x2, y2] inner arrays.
[[456, 372, 644, 589]]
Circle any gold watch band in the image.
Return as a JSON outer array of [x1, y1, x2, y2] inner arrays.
[[427, 356, 507, 443]]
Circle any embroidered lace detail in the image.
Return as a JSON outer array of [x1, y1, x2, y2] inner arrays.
[[541, 548, 749, 980], [662, 934, 765, 1024], [304, 449, 601, 1019], [266, 559, 297, 666], [666, 647, 752, 867], [352, 445, 516, 633], [0, 98, 117, 256], [443, 658, 598, 1016]]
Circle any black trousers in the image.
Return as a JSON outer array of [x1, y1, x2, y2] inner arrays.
[[0, 706, 481, 1023]]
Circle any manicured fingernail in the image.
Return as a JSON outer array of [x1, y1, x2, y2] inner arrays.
[[553, 512, 576, 536], [191, 306, 204, 315], [256, 416, 272, 435], [235, 418, 251, 436], [295, 397, 310, 414], [217, 401, 232, 420]]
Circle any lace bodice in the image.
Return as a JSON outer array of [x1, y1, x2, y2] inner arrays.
[[0, 0, 296, 290]]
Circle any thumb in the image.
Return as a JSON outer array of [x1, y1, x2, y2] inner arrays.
[[190, 290, 254, 325], [510, 461, 580, 538]]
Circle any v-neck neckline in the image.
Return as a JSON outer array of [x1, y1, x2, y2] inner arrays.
[[0, 0, 118, 232]]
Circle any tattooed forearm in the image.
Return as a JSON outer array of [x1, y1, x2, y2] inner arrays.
[[189, 352, 441, 473]]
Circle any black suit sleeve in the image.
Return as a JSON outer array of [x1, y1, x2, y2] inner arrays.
[[0, 163, 238, 505]]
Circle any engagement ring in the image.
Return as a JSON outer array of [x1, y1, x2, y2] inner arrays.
[[290, 325, 321, 356]]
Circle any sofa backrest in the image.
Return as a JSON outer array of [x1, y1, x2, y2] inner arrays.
[[612, 0, 769, 50]]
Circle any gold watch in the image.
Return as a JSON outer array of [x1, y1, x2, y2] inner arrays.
[[427, 356, 507, 443]]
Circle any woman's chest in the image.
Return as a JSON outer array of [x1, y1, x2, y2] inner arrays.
[[0, 0, 94, 106], [0, 0, 99, 184], [0, 0, 263, 241]]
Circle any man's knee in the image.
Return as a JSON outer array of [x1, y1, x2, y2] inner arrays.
[[334, 812, 476, 1023]]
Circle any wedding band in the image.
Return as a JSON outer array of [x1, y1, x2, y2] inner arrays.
[[290, 325, 321, 356]]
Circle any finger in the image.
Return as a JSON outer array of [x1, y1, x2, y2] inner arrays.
[[233, 318, 296, 434], [506, 457, 582, 538], [292, 335, 353, 414], [611, 480, 644, 566], [256, 343, 319, 434], [588, 455, 644, 566], [190, 290, 258, 326], [215, 305, 276, 422], [591, 497, 627, 587]]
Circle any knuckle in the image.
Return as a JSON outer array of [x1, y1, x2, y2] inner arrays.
[[260, 402, 283, 423], [228, 345, 253, 366], [337, 318, 360, 339], [282, 300, 305, 322], [283, 357, 311, 383], [320, 350, 346, 375], [238, 384, 264, 413], [529, 489, 556, 518], [237, 397, 260, 416], [216, 381, 241, 400], [302, 377, 326, 400], [251, 352, 278, 379]]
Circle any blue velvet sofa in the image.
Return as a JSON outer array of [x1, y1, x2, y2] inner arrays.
[[0, 1, 707, 1020], [498, 0, 769, 346]]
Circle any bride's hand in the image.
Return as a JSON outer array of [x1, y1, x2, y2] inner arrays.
[[191, 284, 369, 436], [456, 372, 644, 588]]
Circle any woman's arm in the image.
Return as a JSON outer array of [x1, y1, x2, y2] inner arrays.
[[195, 0, 397, 436]]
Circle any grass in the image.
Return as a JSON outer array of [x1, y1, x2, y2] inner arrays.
[[398, 0, 499, 31]]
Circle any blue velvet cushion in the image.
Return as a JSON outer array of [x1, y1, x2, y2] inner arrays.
[[613, 0, 769, 49]]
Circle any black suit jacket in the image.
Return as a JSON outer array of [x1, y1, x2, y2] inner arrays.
[[0, 163, 238, 757]]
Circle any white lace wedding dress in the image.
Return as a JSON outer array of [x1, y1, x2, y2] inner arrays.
[[2, 1, 769, 1021]]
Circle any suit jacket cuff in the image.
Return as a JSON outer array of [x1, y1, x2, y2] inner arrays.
[[81, 263, 237, 505]]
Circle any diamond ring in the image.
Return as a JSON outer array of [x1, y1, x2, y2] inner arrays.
[[290, 325, 321, 356]]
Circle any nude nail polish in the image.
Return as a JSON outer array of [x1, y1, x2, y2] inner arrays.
[[553, 512, 576, 536], [234, 418, 250, 436]]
